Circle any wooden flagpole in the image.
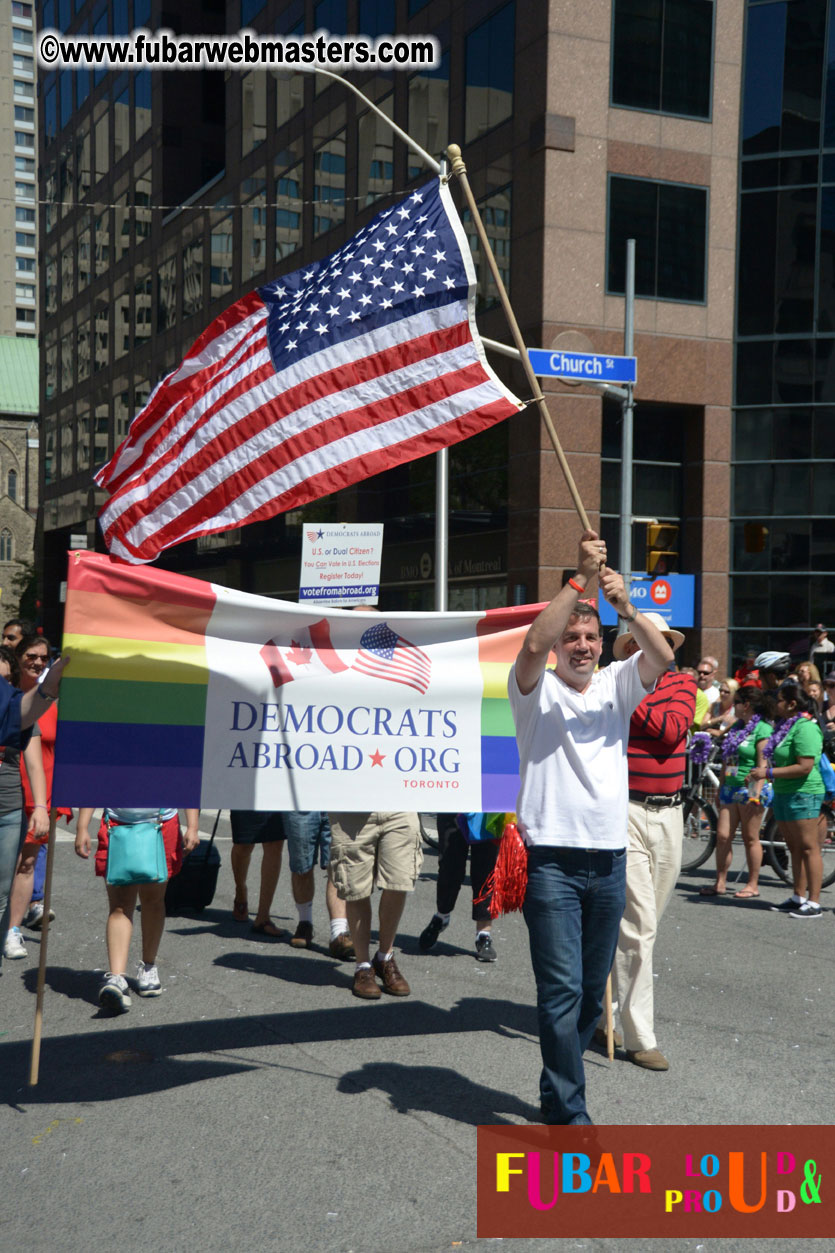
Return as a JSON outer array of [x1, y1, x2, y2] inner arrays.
[[29, 807, 58, 1086], [445, 144, 591, 532], [446, 143, 615, 1055]]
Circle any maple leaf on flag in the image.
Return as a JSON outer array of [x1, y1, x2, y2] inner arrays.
[[286, 641, 313, 667], [94, 178, 523, 564]]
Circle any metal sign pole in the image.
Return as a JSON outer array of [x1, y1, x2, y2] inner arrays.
[[618, 239, 636, 636]]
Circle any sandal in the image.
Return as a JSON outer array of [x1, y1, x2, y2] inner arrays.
[[698, 886, 727, 896], [734, 887, 760, 898], [232, 896, 248, 922]]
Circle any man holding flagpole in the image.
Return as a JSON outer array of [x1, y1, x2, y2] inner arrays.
[[509, 531, 673, 1125]]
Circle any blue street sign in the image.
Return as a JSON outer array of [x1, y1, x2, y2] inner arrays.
[[528, 348, 637, 385], [598, 574, 696, 629]]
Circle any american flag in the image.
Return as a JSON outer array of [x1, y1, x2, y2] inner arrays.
[[352, 622, 432, 694], [95, 179, 522, 564]]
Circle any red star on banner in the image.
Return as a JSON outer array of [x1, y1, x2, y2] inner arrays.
[[369, 749, 386, 767]]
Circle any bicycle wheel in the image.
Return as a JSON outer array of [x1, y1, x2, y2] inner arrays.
[[822, 804, 835, 889], [680, 794, 717, 873]]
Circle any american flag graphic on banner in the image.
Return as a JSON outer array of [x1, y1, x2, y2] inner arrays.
[[95, 178, 522, 564], [352, 622, 432, 694]]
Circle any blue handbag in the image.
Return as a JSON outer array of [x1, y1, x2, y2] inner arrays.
[[105, 811, 168, 886]]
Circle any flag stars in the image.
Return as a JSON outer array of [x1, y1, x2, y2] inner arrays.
[[443, 275, 456, 289], [397, 206, 411, 219], [348, 271, 362, 283], [327, 304, 340, 317], [391, 280, 404, 293], [381, 259, 394, 271], [433, 250, 446, 263], [410, 192, 424, 202], [423, 228, 436, 239], [360, 256, 374, 268], [385, 222, 398, 236], [359, 293, 372, 306], [380, 297, 392, 309], [412, 285, 425, 297], [370, 275, 383, 288], [413, 245, 425, 257], [315, 323, 328, 335], [372, 239, 386, 252], [286, 339, 298, 350], [337, 287, 351, 300], [403, 262, 414, 274], [422, 268, 435, 281], [348, 310, 361, 322]]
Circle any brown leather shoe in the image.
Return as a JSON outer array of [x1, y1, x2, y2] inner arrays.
[[626, 1047, 669, 1071], [372, 952, 410, 997], [329, 932, 355, 961], [352, 965, 381, 999], [291, 920, 314, 949]]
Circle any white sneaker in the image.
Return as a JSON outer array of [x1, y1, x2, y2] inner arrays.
[[136, 961, 162, 997], [98, 973, 131, 1013], [3, 927, 27, 959]]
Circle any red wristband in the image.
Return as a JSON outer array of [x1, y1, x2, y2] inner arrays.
[[568, 577, 585, 594]]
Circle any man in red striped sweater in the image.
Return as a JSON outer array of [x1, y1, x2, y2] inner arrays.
[[607, 613, 696, 1072]]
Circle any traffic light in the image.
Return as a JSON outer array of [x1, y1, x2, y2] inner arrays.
[[646, 523, 679, 576]]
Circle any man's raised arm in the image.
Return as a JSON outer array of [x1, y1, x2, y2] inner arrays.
[[599, 569, 674, 686], [515, 530, 607, 695]]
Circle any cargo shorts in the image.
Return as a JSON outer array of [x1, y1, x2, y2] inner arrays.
[[328, 811, 422, 901]]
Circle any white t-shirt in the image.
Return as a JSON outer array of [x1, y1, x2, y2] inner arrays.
[[508, 653, 650, 850]]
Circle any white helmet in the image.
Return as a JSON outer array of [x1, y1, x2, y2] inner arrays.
[[755, 651, 790, 672]]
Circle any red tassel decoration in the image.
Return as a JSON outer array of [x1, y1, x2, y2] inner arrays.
[[473, 822, 528, 918]]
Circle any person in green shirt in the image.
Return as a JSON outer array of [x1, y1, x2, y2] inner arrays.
[[748, 681, 825, 919], [699, 685, 774, 898]]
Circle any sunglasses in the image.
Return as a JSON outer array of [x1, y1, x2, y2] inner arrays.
[[697, 669, 713, 677]]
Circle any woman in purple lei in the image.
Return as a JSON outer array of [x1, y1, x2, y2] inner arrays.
[[747, 680, 826, 919], [699, 686, 774, 898]]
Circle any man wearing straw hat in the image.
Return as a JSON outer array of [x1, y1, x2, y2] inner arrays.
[[606, 614, 695, 1073], [510, 531, 673, 1125]]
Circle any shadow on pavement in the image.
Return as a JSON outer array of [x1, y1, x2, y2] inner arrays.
[[0, 996, 538, 1110], [337, 1060, 539, 1125]]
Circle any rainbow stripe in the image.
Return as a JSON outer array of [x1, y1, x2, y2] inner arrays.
[[54, 552, 215, 806], [54, 553, 541, 811]]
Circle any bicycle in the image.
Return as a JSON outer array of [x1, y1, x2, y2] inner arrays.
[[680, 746, 722, 873]]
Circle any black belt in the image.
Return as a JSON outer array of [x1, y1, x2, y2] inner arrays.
[[629, 790, 682, 809]]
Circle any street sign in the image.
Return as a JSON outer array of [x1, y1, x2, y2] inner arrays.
[[528, 348, 637, 385], [598, 573, 696, 629]]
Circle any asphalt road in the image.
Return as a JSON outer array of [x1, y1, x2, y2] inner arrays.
[[0, 813, 832, 1253]]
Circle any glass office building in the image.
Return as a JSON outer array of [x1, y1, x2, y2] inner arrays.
[[734, 0, 835, 663]]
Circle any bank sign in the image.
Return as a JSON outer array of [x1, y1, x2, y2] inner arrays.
[[598, 574, 696, 628]]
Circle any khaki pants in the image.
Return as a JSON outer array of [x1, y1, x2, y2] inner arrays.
[[611, 800, 682, 1052]]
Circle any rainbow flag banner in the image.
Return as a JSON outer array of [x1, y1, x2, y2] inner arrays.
[[54, 552, 544, 811]]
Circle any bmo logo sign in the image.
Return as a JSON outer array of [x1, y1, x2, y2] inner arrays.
[[597, 573, 695, 628]]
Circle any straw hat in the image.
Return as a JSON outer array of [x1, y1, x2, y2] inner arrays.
[[612, 611, 684, 660]]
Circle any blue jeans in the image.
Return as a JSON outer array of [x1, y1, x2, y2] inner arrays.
[[0, 808, 28, 966], [523, 845, 626, 1125]]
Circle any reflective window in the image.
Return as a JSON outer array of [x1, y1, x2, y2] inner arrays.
[[115, 191, 131, 262], [113, 78, 131, 163], [135, 72, 151, 140], [465, 2, 515, 143], [60, 408, 74, 479], [242, 174, 267, 282], [408, 49, 449, 180], [608, 175, 707, 302], [94, 210, 110, 276], [76, 405, 90, 474], [242, 71, 267, 156], [744, 0, 825, 156], [134, 264, 152, 348], [358, 95, 394, 206], [114, 275, 130, 359], [158, 253, 177, 331], [44, 413, 56, 486], [45, 253, 58, 317], [94, 102, 109, 179], [75, 119, 91, 201], [77, 317, 91, 382], [135, 155, 152, 243], [738, 189, 816, 336], [313, 132, 346, 237], [182, 237, 204, 320], [61, 241, 74, 303], [462, 183, 511, 312], [274, 21, 305, 124], [94, 295, 109, 372], [60, 326, 73, 393], [211, 214, 234, 302], [358, 0, 395, 35], [274, 147, 303, 261], [242, 0, 265, 22], [60, 72, 73, 129], [45, 331, 58, 402], [94, 395, 110, 468], [14, 79, 33, 99]]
